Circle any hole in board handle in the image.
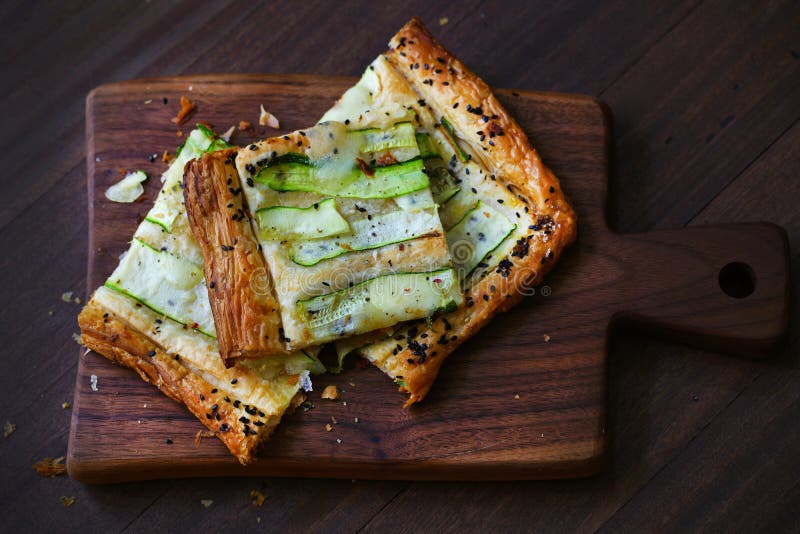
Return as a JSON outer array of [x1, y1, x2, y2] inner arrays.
[[719, 262, 756, 299]]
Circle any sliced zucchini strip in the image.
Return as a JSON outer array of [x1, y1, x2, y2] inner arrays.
[[291, 209, 441, 266], [256, 198, 350, 241], [297, 268, 462, 340], [427, 163, 461, 205], [440, 117, 470, 163], [355, 121, 417, 153], [255, 157, 430, 199], [145, 126, 226, 232], [105, 238, 215, 337], [446, 201, 517, 279], [415, 133, 439, 159]]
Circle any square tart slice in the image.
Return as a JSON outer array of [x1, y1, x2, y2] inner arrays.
[[322, 17, 578, 406], [199, 120, 463, 355], [79, 126, 323, 464]]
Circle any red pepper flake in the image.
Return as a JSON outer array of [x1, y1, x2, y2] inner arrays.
[[398, 243, 405, 251], [171, 96, 197, 125], [355, 158, 374, 177]]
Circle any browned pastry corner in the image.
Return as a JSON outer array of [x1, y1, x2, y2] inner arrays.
[[78, 299, 303, 464], [355, 17, 577, 406], [183, 149, 287, 367]]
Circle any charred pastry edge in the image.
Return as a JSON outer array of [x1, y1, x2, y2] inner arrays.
[[356, 17, 578, 407], [78, 299, 305, 465], [183, 148, 288, 366]]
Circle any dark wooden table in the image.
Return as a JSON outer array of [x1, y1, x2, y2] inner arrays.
[[1, 1, 798, 531]]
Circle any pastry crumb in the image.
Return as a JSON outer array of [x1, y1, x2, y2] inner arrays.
[[336, 438, 342, 444], [514, 394, 520, 400], [61, 291, 73, 302], [543, 334, 551, 342], [4, 421, 16, 438], [239, 120, 253, 132], [321, 385, 340, 400], [62, 402, 71, 410], [439, 16, 449, 26], [171, 95, 196, 125], [220, 125, 235, 142], [200, 499, 213, 508], [194, 430, 216, 445], [33, 456, 67, 477], [259, 104, 280, 129], [176, 130, 183, 137], [325, 423, 332, 432], [90, 374, 98, 391], [73, 296, 81, 304], [72, 333, 84, 346], [162, 150, 174, 164], [250, 489, 266, 507], [354, 417, 359, 423], [331, 416, 337, 424], [60, 496, 76, 508]]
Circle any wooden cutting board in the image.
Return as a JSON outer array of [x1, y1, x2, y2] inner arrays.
[[68, 74, 791, 483]]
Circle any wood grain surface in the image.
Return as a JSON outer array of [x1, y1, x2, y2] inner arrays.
[[2, 1, 798, 531], [69, 74, 790, 483]]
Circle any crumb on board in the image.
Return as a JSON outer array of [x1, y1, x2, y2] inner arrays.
[[201, 499, 213, 508], [259, 104, 280, 129], [514, 394, 520, 400], [176, 130, 183, 137], [239, 120, 253, 132], [61, 291, 73, 303], [220, 125, 235, 142], [90, 374, 98, 391], [250, 489, 266, 507], [543, 334, 551, 343], [348, 382, 356, 388], [331, 416, 337, 424], [33, 456, 67, 477], [171, 95, 196, 125], [60, 496, 76, 508], [325, 423, 332, 432], [48, 310, 54, 316], [144, 99, 152, 105], [162, 150, 174, 164], [439, 16, 449, 26], [4, 421, 16, 438], [336, 438, 342, 444], [321, 385, 340, 400], [194, 430, 216, 446], [354, 417, 359, 423], [72, 333, 84, 346], [62, 402, 70, 410]]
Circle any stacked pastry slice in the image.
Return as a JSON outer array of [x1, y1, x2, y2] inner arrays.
[[79, 127, 324, 464]]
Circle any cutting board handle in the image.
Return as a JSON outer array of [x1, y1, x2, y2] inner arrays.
[[611, 222, 791, 356]]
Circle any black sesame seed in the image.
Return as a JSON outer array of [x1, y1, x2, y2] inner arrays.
[[148, 350, 156, 357], [231, 378, 238, 384], [165, 439, 173, 444]]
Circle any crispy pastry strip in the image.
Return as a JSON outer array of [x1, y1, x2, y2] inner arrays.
[[183, 149, 287, 366]]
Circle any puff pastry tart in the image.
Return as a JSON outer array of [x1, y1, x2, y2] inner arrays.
[[320, 17, 578, 406], [79, 127, 323, 464]]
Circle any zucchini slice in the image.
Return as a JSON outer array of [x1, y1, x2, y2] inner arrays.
[[255, 157, 430, 199], [297, 268, 461, 340], [355, 121, 417, 153], [393, 188, 436, 211], [426, 162, 461, 205], [415, 133, 439, 159], [440, 117, 470, 163], [145, 127, 221, 232], [446, 201, 517, 279], [256, 198, 350, 241], [105, 238, 215, 337], [291, 208, 441, 266]]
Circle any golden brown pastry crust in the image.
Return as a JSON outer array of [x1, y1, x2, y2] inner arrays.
[[78, 299, 303, 464], [183, 149, 287, 366], [356, 18, 577, 406]]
